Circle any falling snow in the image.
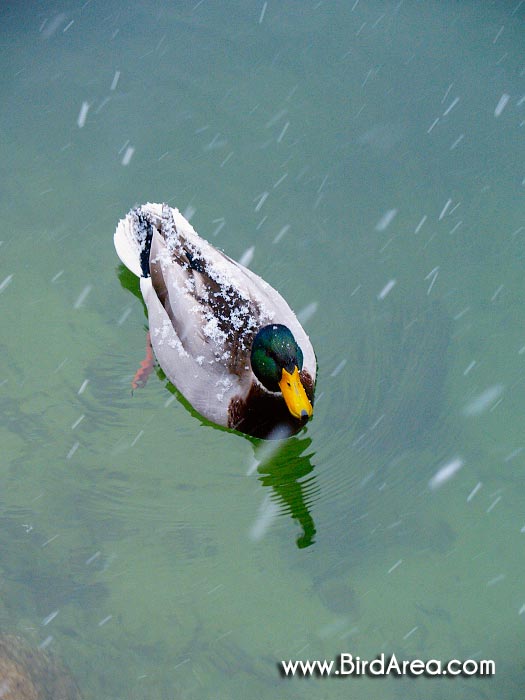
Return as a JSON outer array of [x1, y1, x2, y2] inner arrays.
[[238, 246, 255, 267], [77, 101, 89, 128], [73, 285, 92, 309], [121, 146, 135, 165], [494, 93, 510, 117], [375, 208, 398, 231], [429, 458, 464, 490], [110, 70, 120, 90], [377, 279, 396, 300], [463, 385, 504, 416]]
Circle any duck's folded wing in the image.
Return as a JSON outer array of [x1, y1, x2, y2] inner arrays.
[[140, 275, 242, 427]]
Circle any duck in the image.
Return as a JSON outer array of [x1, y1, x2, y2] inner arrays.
[[114, 202, 316, 439]]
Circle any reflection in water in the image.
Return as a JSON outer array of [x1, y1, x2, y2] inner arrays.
[[254, 436, 318, 549], [117, 264, 144, 304]]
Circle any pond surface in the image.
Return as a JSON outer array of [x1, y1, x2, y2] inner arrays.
[[1, 1, 524, 698]]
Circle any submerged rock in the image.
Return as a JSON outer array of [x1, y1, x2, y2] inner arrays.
[[0, 635, 82, 700]]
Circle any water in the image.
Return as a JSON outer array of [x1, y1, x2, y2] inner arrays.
[[1, 1, 524, 697]]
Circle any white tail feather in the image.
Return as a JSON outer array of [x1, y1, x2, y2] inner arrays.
[[114, 215, 143, 277]]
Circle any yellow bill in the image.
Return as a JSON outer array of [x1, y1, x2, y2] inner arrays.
[[278, 366, 313, 420]]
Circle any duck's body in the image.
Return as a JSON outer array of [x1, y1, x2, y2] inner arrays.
[[114, 203, 316, 439]]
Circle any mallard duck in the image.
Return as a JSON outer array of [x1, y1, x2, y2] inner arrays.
[[114, 203, 316, 439]]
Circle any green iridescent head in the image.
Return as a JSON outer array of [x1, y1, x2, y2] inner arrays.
[[250, 324, 312, 420]]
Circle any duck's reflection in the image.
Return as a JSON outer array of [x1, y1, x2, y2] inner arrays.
[[251, 434, 318, 549]]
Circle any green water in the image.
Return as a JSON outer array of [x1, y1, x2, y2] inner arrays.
[[1, 1, 524, 698]]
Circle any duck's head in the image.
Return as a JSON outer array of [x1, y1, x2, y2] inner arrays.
[[251, 324, 313, 421]]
